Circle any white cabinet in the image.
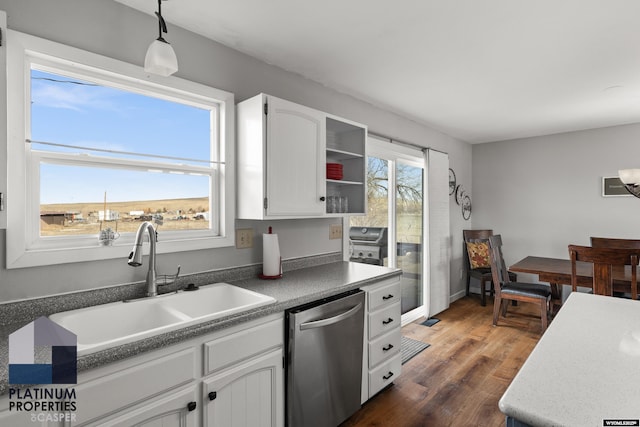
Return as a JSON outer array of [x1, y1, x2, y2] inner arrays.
[[66, 346, 199, 426], [0, 347, 199, 427], [94, 383, 199, 427], [0, 402, 60, 427], [202, 315, 284, 427], [203, 349, 283, 427], [3, 314, 285, 427], [237, 94, 366, 219], [325, 116, 366, 216], [361, 277, 402, 401]]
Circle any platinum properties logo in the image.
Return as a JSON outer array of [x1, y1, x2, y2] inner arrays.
[[9, 388, 76, 423], [8, 317, 78, 423]]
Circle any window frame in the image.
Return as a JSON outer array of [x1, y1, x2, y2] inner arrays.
[[6, 30, 235, 269]]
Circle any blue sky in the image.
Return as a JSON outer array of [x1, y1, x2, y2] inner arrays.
[[31, 69, 212, 204]]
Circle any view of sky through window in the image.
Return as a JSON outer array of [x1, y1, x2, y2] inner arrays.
[[31, 69, 215, 236], [31, 69, 212, 204]]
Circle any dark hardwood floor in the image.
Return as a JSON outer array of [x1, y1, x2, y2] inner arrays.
[[342, 295, 545, 427]]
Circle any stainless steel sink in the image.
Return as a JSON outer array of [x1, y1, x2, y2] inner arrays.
[[49, 283, 276, 355]]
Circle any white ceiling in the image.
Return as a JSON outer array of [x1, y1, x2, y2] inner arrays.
[[115, 0, 640, 143]]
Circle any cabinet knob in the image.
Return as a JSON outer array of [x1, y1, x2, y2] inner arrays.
[[382, 318, 394, 325], [208, 391, 217, 401], [319, 196, 326, 201], [383, 371, 394, 380], [187, 401, 197, 412]]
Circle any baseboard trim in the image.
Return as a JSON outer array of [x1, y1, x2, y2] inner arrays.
[[450, 289, 466, 303]]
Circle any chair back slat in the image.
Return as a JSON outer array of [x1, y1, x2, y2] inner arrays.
[[486, 235, 513, 298], [568, 245, 640, 299], [590, 237, 640, 249]]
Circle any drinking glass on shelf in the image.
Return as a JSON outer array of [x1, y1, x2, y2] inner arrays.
[[327, 196, 337, 213], [340, 196, 348, 213]]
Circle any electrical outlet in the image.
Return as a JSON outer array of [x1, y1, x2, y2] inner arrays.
[[236, 228, 253, 249], [329, 224, 343, 240]]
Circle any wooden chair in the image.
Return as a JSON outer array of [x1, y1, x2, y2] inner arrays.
[[487, 235, 552, 332], [568, 245, 639, 299], [463, 229, 517, 306]]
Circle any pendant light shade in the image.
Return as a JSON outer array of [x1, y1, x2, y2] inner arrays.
[[144, 0, 178, 76], [145, 39, 178, 76]]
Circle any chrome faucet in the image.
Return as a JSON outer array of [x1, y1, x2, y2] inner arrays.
[[128, 221, 158, 297]]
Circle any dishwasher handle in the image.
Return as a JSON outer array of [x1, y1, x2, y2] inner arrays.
[[299, 303, 363, 331]]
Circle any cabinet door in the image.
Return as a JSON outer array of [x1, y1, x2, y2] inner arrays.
[[0, 403, 60, 427], [92, 383, 199, 427], [266, 96, 325, 217], [203, 349, 283, 427]]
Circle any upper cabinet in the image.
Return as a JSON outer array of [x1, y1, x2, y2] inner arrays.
[[237, 94, 366, 220]]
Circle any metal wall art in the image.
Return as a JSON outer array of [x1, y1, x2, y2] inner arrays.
[[449, 168, 457, 195], [453, 180, 472, 221]]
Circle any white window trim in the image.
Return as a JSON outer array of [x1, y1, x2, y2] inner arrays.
[[6, 30, 235, 269]]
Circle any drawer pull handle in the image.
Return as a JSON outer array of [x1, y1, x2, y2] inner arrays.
[[208, 391, 217, 401], [383, 344, 394, 351], [383, 372, 394, 380], [187, 401, 197, 412], [382, 294, 394, 300], [382, 318, 394, 325]]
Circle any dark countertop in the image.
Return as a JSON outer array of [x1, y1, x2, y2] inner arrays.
[[0, 261, 401, 396]]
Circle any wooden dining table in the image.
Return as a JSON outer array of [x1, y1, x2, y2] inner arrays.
[[509, 256, 634, 309]]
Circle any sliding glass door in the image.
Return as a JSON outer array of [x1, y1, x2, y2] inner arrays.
[[350, 136, 426, 324], [395, 161, 424, 318]]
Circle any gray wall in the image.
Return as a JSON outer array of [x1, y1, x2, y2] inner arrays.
[[0, 0, 471, 303], [472, 123, 640, 284]]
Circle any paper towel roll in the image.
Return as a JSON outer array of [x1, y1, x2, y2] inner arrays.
[[263, 231, 281, 277]]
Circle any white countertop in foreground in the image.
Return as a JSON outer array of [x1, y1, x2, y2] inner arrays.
[[499, 292, 640, 427]]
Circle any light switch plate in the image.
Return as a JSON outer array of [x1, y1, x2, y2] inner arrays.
[[236, 228, 253, 249], [329, 224, 342, 240]]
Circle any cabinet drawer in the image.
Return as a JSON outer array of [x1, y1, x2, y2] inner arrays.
[[71, 347, 197, 425], [368, 329, 401, 368], [368, 302, 401, 339], [205, 317, 283, 375], [369, 353, 402, 397], [367, 279, 401, 312]]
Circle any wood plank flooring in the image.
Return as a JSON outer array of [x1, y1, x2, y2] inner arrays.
[[342, 296, 545, 427]]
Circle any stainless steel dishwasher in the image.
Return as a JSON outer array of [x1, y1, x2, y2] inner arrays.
[[286, 289, 365, 427]]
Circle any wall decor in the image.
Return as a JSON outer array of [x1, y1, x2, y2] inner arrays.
[[455, 184, 465, 205], [455, 184, 472, 220], [449, 168, 456, 195], [602, 176, 631, 197], [462, 194, 472, 220]]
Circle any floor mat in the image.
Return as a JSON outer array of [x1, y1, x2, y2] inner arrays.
[[401, 336, 430, 364], [421, 318, 440, 327]]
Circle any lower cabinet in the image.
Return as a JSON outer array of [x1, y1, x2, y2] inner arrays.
[[94, 383, 200, 426], [0, 404, 58, 427], [0, 313, 284, 427], [361, 277, 403, 401], [203, 349, 283, 427]]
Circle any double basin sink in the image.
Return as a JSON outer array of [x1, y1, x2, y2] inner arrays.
[[49, 283, 276, 356]]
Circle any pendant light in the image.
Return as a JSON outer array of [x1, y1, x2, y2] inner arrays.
[[144, 0, 178, 77]]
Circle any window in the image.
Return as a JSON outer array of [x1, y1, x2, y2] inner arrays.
[[7, 30, 235, 268]]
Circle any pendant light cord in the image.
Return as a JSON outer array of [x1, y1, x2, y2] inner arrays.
[[155, 0, 168, 42]]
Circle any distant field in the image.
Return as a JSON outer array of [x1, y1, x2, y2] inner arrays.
[[349, 198, 422, 243], [40, 197, 210, 236]]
